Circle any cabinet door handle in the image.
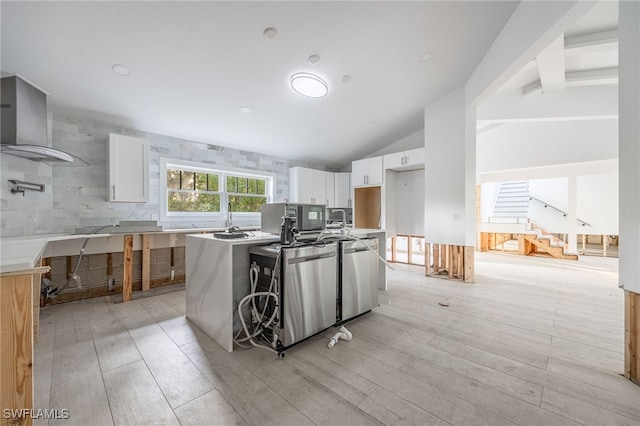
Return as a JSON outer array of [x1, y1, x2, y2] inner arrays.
[[112, 185, 116, 200]]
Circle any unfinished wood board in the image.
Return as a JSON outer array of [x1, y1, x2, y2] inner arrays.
[[122, 234, 134, 303], [625, 291, 639, 383], [142, 234, 151, 291], [0, 273, 34, 426], [354, 186, 381, 229]]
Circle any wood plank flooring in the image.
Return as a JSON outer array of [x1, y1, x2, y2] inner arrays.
[[33, 252, 640, 425]]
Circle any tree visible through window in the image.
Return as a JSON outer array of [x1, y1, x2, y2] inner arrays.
[[227, 175, 267, 212], [167, 168, 221, 212], [164, 163, 272, 216]]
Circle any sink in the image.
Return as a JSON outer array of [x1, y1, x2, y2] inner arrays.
[[213, 232, 247, 239]]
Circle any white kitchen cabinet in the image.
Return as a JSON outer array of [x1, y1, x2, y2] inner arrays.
[[334, 172, 352, 207], [325, 172, 335, 207], [352, 156, 383, 187], [108, 133, 149, 202], [289, 167, 331, 205], [384, 147, 425, 171]]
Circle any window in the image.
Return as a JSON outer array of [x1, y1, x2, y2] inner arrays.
[[226, 175, 268, 213], [161, 158, 274, 220], [167, 169, 221, 213]]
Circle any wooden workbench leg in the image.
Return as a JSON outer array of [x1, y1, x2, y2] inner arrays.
[[142, 234, 151, 291], [123, 235, 133, 302], [625, 291, 639, 384]]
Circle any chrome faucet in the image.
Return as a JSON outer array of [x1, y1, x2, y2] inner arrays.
[[333, 209, 346, 230], [225, 202, 233, 227]]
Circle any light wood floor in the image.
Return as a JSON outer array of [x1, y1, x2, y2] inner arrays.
[[34, 252, 640, 425]]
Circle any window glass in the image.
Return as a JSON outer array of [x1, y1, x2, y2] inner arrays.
[[164, 163, 271, 217]]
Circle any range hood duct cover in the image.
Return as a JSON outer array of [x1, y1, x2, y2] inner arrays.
[[1, 75, 74, 162]]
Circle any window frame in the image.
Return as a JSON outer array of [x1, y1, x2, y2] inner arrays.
[[160, 158, 275, 222]]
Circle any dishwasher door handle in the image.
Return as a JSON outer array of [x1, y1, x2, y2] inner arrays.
[[287, 251, 336, 264]]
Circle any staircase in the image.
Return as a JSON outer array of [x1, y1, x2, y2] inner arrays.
[[521, 223, 578, 260], [491, 181, 530, 223]]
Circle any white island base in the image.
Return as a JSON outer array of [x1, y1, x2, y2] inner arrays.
[[186, 230, 386, 352]]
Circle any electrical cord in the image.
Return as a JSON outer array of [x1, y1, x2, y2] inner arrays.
[[234, 249, 281, 352], [318, 233, 394, 271], [53, 224, 119, 295]]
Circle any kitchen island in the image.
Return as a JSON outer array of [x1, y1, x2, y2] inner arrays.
[[185, 229, 386, 352]]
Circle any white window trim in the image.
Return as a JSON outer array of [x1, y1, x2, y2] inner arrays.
[[160, 157, 275, 222]]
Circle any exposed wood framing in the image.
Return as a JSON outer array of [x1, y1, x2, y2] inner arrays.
[[625, 291, 640, 384], [122, 234, 134, 303], [142, 234, 151, 291], [0, 273, 34, 426], [66, 256, 72, 279], [433, 244, 440, 274], [425, 243, 474, 283], [107, 252, 113, 276], [390, 237, 396, 263], [46, 274, 186, 305]]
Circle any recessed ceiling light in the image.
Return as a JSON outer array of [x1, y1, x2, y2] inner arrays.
[[341, 75, 351, 83], [308, 54, 320, 64], [239, 106, 251, 113], [290, 72, 328, 98], [263, 27, 278, 40], [112, 64, 131, 76], [312, 129, 322, 135], [420, 52, 433, 63]]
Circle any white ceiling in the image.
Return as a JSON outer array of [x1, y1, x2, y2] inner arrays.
[[1, 1, 519, 169], [478, 1, 619, 130]]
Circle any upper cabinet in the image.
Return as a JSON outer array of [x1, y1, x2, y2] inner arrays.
[[325, 172, 335, 207], [108, 133, 149, 202], [334, 172, 352, 207], [383, 147, 425, 171], [352, 156, 383, 187], [289, 167, 332, 205]]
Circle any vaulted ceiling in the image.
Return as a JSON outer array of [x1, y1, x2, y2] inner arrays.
[[1, 1, 518, 169]]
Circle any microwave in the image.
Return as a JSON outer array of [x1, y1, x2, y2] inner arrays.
[[261, 203, 326, 234]]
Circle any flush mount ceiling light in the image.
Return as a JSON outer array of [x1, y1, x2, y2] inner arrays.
[[111, 64, 131, 77], [290, 72, 328, 98]]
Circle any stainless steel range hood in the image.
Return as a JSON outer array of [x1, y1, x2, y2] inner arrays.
[[1, 75, 74, 162]]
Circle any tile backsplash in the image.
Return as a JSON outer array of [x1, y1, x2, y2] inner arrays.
[[0, 114, 327, 237]]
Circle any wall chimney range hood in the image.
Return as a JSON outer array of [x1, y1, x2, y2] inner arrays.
[[1, 75, 75, 162]]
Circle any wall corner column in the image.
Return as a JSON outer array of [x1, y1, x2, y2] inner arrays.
[[619, 0, 640, 382]]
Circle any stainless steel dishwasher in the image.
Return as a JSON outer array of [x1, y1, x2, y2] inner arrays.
[[280, 242, 338, 347], [339, 238, 380, 322]]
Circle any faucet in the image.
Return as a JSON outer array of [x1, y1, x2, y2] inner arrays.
[[333, 209, 346, 230], [225, 202, 233, 227]]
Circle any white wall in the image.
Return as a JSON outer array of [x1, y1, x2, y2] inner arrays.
[[425, 87, 476, 246], [480, 182, 500, 222], [577, 173, 618, 235], [367, 129, 425, 159], [619, 0, 640, 293], [477, 119, 618, 174], [395, 169, 425, 235], [527, 175, 618, 236]]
